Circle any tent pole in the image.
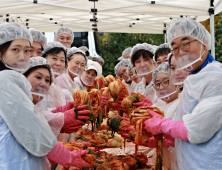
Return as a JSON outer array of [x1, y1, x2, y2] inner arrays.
[[164, 34, 167, 43], [209, 0, 215, 58]]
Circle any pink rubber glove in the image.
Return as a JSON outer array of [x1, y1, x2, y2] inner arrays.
[[101, 96, 109, 107], [67, 150, 93, 168], [51, 101, 75, 113], [115, 97, 128, 111], [163, 137, 175, 147], [132, 93, 153, 108], [47, 142, 92, 168], [61, 105, 90, 133], [47, 142, 71, 166], [144, 109, 189, 141]]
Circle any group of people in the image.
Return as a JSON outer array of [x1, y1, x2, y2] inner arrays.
[[0, 17, 222, 170]]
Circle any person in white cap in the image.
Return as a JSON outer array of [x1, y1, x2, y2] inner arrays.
[[54, 27, 74, 49], [75, 60, 102, 91], [29, 28, 47, 57], [144, 18, 222, 170]]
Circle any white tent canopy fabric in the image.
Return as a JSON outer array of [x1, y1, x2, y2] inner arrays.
[[0, 0, 221, 57], [0, 0, 221, 33]]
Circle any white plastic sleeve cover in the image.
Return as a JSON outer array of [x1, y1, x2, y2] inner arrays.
[[183, 95, 222, 144]]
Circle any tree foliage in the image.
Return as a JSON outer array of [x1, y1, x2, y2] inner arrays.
[[201, 12, 222, 62], [99, 33, 164, 76]]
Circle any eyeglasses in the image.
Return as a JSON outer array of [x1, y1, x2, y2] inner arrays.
[[154, 79, 170, 90], [171, 40, 197, 55]]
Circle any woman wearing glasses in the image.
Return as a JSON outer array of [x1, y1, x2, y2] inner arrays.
[[152, 62, 180, 170]]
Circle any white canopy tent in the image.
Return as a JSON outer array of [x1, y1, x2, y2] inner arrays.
[[0, 0, 221, 56]]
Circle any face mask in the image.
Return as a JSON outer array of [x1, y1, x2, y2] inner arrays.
[[68, 67, 84, 77], [173, 81, 184, 86], [53, 72, 61, 76], [3, 57, 29, 73], [175, 45, 205, 71], [135, 60, 154, 76], [31, 87, 49, 100], [62, 43, 71, 49], [81, 76, 93, 86], [158, 88, 178, 101]]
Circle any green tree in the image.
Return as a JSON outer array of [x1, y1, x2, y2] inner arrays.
[[99, 33, 164, 76], [215, 13, 222, 62], [201, 12, 222, 62]]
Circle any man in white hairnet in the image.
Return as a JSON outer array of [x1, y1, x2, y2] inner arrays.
[[29, 28, 47, 57], [143, 18, 222, 170], [55, 27, 74, 49]]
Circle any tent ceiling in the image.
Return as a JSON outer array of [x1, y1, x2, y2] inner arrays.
[[0, 0, 221, 33]]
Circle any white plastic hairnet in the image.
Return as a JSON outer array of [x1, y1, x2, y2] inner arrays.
[[127, 63, 134, 76], [92, 57, 99, 62], [29, 28, 47, 49], [54, 27, 74, 43], [152, 45, 159, 51], [0, 70, 57, 157], [67, 47, 87, 64], [25, 57, 54, 84], [130, 43, 154, 59], [42, 41, 66, 57], [0, 22, 33, 46], [167, 19, 211, 50], [88, 55, 93, 60], [78, 46, 89, 52], [85, 60, 102, 79], [97, 57, 105, 64], [114, 58, 130, 77], [122, 47, 132, 58], [153, 43, 170, 62], [152, 62, 171, 82]]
